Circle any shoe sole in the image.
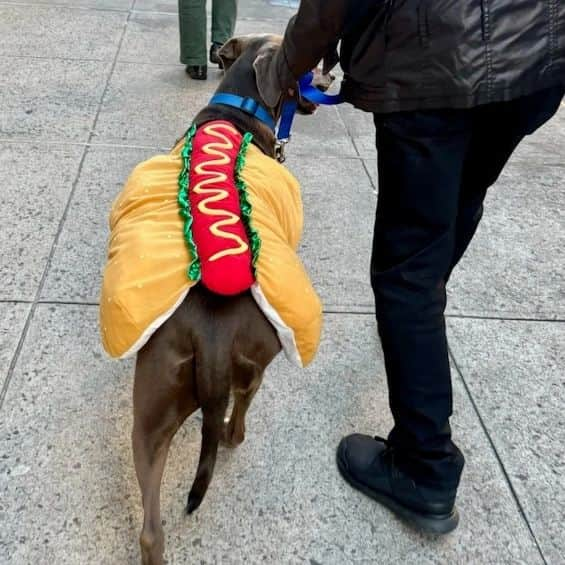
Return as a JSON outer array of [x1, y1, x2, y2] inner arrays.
[[186, 70, 207, 80], [336, 452, 459, 535]]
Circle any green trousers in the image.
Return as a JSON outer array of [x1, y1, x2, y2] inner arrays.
[[178, 0, 237, 66]]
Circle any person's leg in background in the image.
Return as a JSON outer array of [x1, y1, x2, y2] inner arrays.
[[178, 0, 208, 80], [210, 0, 237, 66]]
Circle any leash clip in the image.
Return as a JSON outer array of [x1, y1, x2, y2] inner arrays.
[[275, 138, 289, 163], [274, 71, 343, 162]]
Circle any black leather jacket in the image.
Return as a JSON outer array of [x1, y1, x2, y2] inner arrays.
[[273, 0, 565, 112]]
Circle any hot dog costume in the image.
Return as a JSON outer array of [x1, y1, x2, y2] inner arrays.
[[100, 121, 322, 367]]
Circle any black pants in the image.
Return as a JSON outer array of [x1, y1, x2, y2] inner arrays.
[[372, 86, 564, 488]]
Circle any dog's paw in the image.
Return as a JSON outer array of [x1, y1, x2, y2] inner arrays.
[[221, 422, 245, 448]]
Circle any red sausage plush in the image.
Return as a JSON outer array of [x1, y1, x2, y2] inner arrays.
[[188, 121, 255, 295]]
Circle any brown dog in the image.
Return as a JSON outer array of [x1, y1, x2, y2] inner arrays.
[[129, 35, 331, 565]]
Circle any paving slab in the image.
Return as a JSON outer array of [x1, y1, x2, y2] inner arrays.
[[0, 306, 542, 564], [286, 155, 375, 311], [0, 143, 84, 301], [448, 318, 565, 564], [512, 106, 565, 166], [0, 303, 30, 392], [448, 163, 565, 319], [92, 62, 214, 146], [93, 62, 355, 157], [132, 0, 178, 11], [118, 10, 180, 65], [287, 107, 357, 159], [0, 0, 132, 9], [133, 0, 296, 20], [41, 146, 156, 303], [0, 57, 111, 142], [343, 107, 565, 319], [0, 4, 126, 61], [234, 16, 287, 36], [0, 305, 137, 564], [118, 12, 286, 66], [338, 104, 374, 158]]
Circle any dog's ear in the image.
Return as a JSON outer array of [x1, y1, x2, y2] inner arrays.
[[218, 37, 247, 71], [253, 47, 283, 109]]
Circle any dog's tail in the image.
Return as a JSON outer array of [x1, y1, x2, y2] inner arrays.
[[186, 344, 231, 515]]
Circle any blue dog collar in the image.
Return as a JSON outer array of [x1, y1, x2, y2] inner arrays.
[[209, 93, 276, 130]]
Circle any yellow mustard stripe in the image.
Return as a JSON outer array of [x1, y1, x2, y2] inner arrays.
[[193, 123, 249, 262]]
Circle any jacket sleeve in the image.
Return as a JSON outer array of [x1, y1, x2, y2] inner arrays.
[[273, 0, 380, 89], [274, 1, 350, 90]]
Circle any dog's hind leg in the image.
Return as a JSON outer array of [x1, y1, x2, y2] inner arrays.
[[132, 344, 197, 565], [222, 312, 281, 447], [223, 319, 281, 448], [222, 354, 264, 448]]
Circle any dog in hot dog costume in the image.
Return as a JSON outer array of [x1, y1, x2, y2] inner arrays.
[[100, 120, 322, 367]]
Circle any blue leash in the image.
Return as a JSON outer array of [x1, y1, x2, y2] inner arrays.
[[209, 71, 343, 162]]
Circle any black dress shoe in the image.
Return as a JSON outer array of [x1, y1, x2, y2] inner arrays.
[[186, 65, 207, 80], [336, 434, 459, 534], [210, 42, 223, 67]]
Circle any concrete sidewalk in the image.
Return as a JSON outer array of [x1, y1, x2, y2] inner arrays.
[[0, 1, 563, 563]]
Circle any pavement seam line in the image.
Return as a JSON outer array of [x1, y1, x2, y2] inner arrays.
[[0, 2, 134, 411], [448, 345, 549, 564], [323, 308, 565, 323], [0, 1, 130, 13], [334, 103, 362, 158], [0, 137, 376, 160], [37, 300, 100, 307], [333, 105, 378, 197], [2, 54, 114, 63], [360, 159, 378, 195], [0, 305, 39, 409], [2, 298, 564, 324], [446, 313, 565, 323], [332, 102, 381, 202]]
